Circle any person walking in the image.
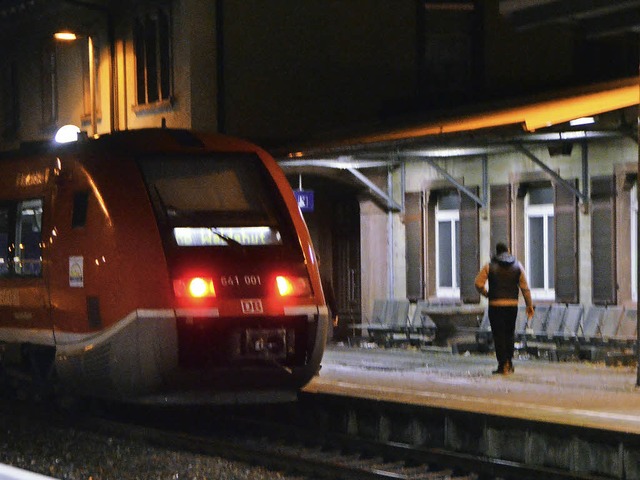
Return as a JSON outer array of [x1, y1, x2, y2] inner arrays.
[[475, 242, 534, 375]]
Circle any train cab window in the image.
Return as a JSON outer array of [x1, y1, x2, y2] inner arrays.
[[139, 155, 295, 247], [14, 199, 43, 277], [0, 207, 9, 276], [72, 191, 90, 228]]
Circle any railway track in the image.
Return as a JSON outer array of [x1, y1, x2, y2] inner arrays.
[[82, 402, 608, 480], [81, 414, 473, 479], [0, 391, 615, 479]]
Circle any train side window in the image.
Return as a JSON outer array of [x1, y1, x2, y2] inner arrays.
[[0, 207, 9, 277], [72, 191, 89, 228], [14, 199, 43, 277]]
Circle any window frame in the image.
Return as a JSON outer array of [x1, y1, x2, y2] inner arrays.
[[41, 40, 58, 130], [524, 194, 555, 300], [133, 7, 173, 108], [0, 198, 44, 278], [435, 205, 460, 298], [81, 39, 101, 122]]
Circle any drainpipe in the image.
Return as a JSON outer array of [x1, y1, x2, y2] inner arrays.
[[637, 62, 639, 387], [387, 167, 394, 298]]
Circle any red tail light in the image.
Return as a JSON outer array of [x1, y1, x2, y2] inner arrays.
[[173, 277, 216, 298], [276, 275, 311, 297]]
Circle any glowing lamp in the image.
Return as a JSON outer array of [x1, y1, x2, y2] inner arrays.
[[173, 277, 216, 298], [54, 125, 81, 144], [569, 116, 595, 126], [276, 275, 311, 297], [54, 32, 78, 41]]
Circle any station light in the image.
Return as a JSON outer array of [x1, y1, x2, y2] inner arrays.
[[54, 31, 78, 41], [569, 116, 595, 126], [54, 125, 81, 144]]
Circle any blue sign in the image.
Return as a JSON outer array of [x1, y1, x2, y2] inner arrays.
[[294, 189, 314, 212]]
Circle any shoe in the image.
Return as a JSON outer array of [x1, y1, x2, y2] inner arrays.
[[492, 363, 513, 375], [492, 364, 505, 374]]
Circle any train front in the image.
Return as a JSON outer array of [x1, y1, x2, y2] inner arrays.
[[141, 149, 327, 403]]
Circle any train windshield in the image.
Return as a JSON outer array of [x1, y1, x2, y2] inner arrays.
[[139, 154, 294, 247]]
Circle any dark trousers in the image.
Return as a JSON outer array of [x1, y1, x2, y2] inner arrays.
[[488, 306, 518, 366]]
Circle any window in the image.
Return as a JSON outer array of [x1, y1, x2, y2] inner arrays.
[[423, 1, 477, 103], [2, 61, 19, 139], [41, 42, 58, 129], [72, 191, 90, 228], [139, 154, 298, 249], [134, 8, 172, 106], [631, 183, 637, 302], [14, 199, 43, 277], [525, 187, 554, 300], [0, 199, 43, 278], [0, 207, 9, 276], [435, 191, 460, 297], [81, 39, 100, 121]]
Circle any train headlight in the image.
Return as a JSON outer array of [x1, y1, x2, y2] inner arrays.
[[276, 275, 311, 297], [173, 277, 216, 298]]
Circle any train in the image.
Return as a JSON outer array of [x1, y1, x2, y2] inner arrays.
[[0, 128, 328, 404]]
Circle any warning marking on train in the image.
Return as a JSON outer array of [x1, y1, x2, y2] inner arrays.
[[69, 256, 84, 287]]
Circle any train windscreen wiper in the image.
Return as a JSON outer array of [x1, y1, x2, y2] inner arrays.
[[210, 227, 243, 247]]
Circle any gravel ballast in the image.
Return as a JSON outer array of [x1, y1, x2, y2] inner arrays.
[[0, 401, 302, 480]]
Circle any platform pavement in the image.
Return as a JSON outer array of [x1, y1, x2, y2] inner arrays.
[[0, 464, 56, 480], [304, 344, 640, 434]]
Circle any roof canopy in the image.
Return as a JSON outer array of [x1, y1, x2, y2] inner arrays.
[[281, 76, 639, 162]]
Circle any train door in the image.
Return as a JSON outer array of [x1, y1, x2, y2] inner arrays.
[[333, 198, 361, 340]]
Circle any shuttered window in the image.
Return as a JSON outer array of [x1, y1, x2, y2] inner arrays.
[[459, 186, 480, 303], [554, 180, 579, 303], [490, 184, 511, 253], [405, 192, 424, 300], [435, 191, 460, 298], [591, 176, 616, 305], [425, 192, 437, 297], [631, 183, 637, 302], [426, 187, 480, 302], [525, 186, 555, 300], [134, 8, 172, 106]]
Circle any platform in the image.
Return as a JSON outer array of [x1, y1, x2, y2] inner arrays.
[[306, 344, 640, 435], [0, 464, 56, 480]]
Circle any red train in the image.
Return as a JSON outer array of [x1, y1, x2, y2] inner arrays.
[[0, 128, 328, 404]]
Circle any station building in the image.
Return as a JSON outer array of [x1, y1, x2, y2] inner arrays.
[[0, 0, 638, 332], [280, 80, 639, 339]]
